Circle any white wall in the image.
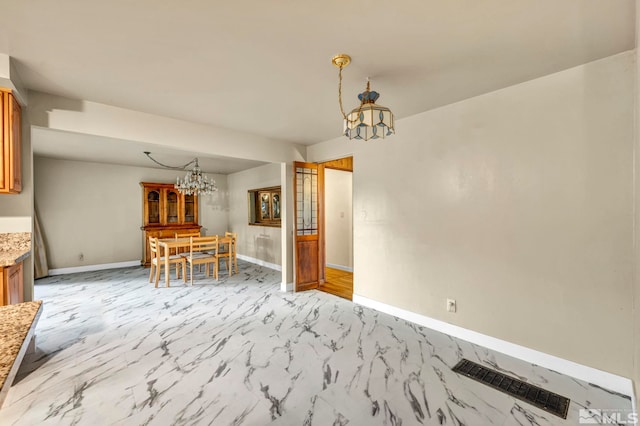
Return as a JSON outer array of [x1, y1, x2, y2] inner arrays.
[[308, 51, 635, 379], [227, 163, 281, 266], [34, 156, 227, 269], [325, 169, 352, 269]]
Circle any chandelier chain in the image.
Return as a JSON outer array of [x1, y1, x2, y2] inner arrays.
[[143, 151, 217, 196], [338, 66, 366, 125], [143, 152, 195, 170], [338, 66, 347, 120]]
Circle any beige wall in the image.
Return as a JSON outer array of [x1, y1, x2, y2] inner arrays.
[[227, 163, 281, 265], [34, 156, 227, 269], [325, 169, 352, 269], [308, 51, 635, 378]]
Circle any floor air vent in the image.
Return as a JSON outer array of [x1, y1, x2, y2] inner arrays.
[[452, 359, 570, 419]]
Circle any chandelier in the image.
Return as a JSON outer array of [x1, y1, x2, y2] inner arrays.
[[331, 54, 395, 141], [143, 151, 218, 196]]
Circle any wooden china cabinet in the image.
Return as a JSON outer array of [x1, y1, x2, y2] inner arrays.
[[140, 182, 201, 266]]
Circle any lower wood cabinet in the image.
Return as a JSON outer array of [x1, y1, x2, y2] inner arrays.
[[0, 261, 23, 306], [142, 225, 201, 267]]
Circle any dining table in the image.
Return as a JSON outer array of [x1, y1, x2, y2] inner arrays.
[[157, 235, 232, 287]]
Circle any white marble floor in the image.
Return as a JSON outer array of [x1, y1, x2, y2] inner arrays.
[[1, 262, 634, 425]]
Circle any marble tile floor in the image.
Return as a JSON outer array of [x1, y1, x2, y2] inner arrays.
[[0, 261, 634, 425]]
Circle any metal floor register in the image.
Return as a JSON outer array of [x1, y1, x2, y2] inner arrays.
[[452, 358, 570, 419]]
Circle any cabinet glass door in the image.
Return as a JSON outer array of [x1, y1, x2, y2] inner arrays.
[[167, 190, 179, 223], [147, 191, 160, 224], [184, 194, 195, 223]]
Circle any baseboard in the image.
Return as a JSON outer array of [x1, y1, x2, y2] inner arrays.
[[281, 282, 294, 292], [48, 260, 141, 276], [326, 263, 353, 272], [353, 294, 636, 401], [236, 254, 281, 271]]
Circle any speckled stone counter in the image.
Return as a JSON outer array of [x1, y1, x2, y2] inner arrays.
[[0, 233, 31, 267], [0, 300, 42, 408]]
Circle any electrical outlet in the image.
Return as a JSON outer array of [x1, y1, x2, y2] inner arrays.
[[447, 298, 456, 313]]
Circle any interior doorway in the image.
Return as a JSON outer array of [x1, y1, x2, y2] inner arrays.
[[319, 158, 353, 300]]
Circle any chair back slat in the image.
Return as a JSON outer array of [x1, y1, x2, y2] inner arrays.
[[175, 231, 201, 239], [149, 237, 159, 255], [189, 236, 218, 256]]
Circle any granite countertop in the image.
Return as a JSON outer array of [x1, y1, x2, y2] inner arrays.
[[0, 233, 31, 267], [0, 300, 42, 401]]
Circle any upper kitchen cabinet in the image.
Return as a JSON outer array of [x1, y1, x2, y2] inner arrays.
[[0, 89, 21, 194]]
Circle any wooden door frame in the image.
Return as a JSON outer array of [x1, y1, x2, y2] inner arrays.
[[293, 157, 353, 292], [318, 157, 353, 285]]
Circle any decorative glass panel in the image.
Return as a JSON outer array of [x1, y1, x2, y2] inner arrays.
[[296, 167, 317, 236]]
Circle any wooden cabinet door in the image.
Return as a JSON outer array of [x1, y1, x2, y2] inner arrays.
[[164, 188, 181, 224], [183, 194, 198, 224], [8, 93, 21, 192], [0, 90, 21, 194], [143, 187, 163, 226], [7, 262, 23, 305], [0, 91, 6, 192], [0, 262, 23, 305]]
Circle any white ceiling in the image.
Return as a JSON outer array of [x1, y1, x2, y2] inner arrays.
[[0, 1, 636, 169]]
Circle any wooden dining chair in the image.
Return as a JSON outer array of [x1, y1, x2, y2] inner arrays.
[[183, 236, 218, 285], [225, 231, 238, 274], [215, 235, 233, 278], [174, 230, 201, 254], [148, 237, 186, 288]]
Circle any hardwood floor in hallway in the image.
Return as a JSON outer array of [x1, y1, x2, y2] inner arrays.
[[320, 267, 353, 300]]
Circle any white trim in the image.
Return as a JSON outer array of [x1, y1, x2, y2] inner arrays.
[[353, 294, 636, 400], [326, 263, 353, 272], [281, 282, 294, 292], [236, 254, 281, 271], [48, 260, 141, 276]]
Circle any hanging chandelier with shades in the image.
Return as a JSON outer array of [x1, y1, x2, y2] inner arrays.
[[143, 151, 218, 196], [331, 54, 395, 141]]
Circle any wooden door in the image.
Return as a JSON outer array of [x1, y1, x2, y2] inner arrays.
[[294, 162, 324, 291]]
